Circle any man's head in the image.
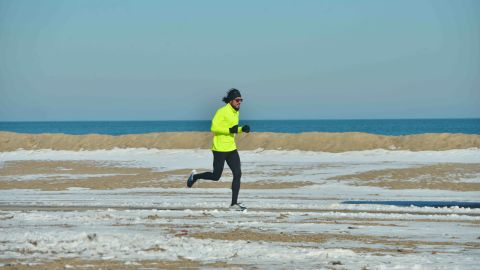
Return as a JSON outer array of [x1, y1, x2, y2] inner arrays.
[[222, 88, 243, 111]]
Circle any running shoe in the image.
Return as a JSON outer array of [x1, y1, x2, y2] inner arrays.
[[186, 170, 197, 188]]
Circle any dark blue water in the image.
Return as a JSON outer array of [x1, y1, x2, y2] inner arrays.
[[343, 201, 480, 209], [0, 119, 479, 136]]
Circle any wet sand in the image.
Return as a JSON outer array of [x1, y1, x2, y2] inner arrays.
[[190, 228, 480, 250], [1, 160, 478, 191], [0, 160, 313, 190], [0, 258, 249, 270], [330, 163, 480, 191]]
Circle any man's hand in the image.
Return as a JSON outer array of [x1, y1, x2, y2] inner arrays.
[[242, 125, 250, 133], [229, 125, 239, 133]]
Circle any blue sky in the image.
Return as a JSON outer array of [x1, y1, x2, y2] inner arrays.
[[0, 0, 479, 121]]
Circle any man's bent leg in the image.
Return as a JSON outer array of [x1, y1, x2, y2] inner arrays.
[[193, 151, 227, 181]]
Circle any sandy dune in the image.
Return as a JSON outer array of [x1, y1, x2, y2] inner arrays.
[[1, 131, 479, 152]]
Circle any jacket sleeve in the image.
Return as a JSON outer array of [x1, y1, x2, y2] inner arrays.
[[210, 109, 231, 135]]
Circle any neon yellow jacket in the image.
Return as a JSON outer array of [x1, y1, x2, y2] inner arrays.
[[211, 103, 244, 152]]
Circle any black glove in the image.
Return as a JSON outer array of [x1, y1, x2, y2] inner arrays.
[[229, 125, 239, 134], [242, 125, 250, 133]]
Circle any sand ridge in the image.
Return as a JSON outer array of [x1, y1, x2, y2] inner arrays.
[[1, 131, 480, 152]]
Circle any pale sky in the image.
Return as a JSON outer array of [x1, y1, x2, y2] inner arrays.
[[1, 0, 479, 121]]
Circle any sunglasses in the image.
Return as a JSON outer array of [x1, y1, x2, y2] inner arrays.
[[234, 98, 243, 102]]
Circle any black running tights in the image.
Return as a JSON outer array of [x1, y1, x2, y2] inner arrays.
[[193, 150, 242, 205]]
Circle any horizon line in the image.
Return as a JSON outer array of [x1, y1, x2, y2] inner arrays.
[[1, 117, 479, 122]]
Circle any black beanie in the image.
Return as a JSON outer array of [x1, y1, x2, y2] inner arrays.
[[222, 88, 242, 103]]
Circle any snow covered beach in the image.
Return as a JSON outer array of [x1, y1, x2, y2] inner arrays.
[[1, 139, 480, 269]]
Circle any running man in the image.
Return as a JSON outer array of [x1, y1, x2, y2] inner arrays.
[[187, 88, 250, 211]]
